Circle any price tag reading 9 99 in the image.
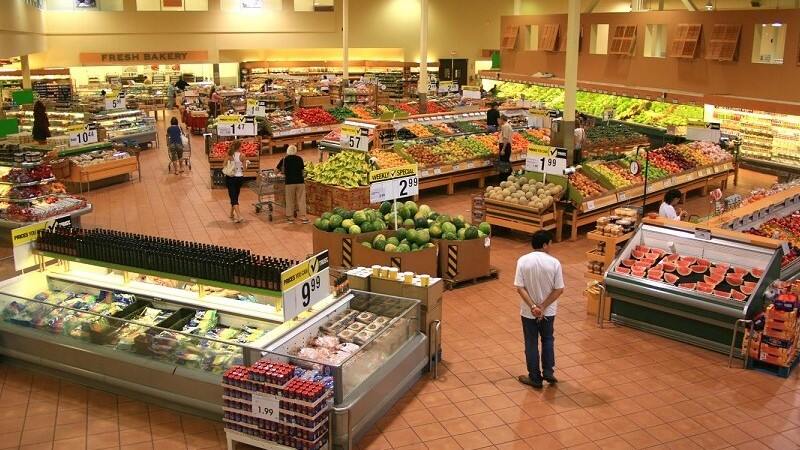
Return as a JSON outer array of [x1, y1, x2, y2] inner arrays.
[[280, 251, 331, 321]]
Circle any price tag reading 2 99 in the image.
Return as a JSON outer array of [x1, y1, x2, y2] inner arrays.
[[280, 250, 331, 321]]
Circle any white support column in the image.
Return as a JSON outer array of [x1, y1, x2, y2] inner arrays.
[[513, 0, 522, 15], [417, 0, 429, 112], [342, 0, 350, 86], [563, 0, 580, 163], [21, 55, 32, 90]]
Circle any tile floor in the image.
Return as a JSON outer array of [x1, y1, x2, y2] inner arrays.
[[1, 113, 798, 450]]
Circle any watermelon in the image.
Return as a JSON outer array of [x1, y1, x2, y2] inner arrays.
[[677, 266, 692, 277], [342, 219, 355, 230], [713, 290, 731, 299], [662, 262, 677, 272], [360, 221, 374, 233], [732, 266, 748, 274], [690, 265, 708, 274], [416, 229, 431, 245], [696, 258, 710, 266], [647, 271, 663, 281], [314, 218, 329, 231], [404, 201, 418, 217], [631, 269, 646, 278], [664, 273, 680, 284], [443, 231, 457, 241], [379, 201, 392, 215], [621, 259, 636, 267], [387, 237, 400, 246], [464, 227, 480, 240], [397, 243, 411, 253], [348, 225, 361, 234], [664, 254, 680, 262], [403, 219, 415, 229], [373, 239, 387, 251], [373, 220, 386, 231], [361, 242, 372, 249], [641, 258, 657, 266], [681, 257, 697, 265], [333, 227, 347, 234], [646, 252, 662, 260], [649, 248, 666, 256], [415, 217, 428, 229], [635, 245, 650, 253], [441, 222, 457, 234], [751, 268, 764, 278], [406, 229, 419, 245], [352, 210, 367, 225], [710, 266, 728, 275], [429, 224, 442, 238], [726, 274, 744, 286], [452, 215, 465, 229], [704, 274, 724, 285], [479, 222, 491, 235], [731, 290, 748, 301], [384, 243, 397, 252], [398, 206, 411, 220], [632, 250, 646, 259], [437, 214, 451, 224], [615, 266, 631, 275], [696, 283, 714, 293], [634, 262, 651, 270], [457, 228, 466, 240], [741, 284, 755, 295], [679, 282, 696, 290]]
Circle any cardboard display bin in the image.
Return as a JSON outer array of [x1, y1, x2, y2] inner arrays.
[[437, 236, 491, 283]]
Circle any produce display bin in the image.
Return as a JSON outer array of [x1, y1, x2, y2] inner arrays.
[[353, 231, 438, 277], [604, 219, 783, 354], [437, 236, 492, 283]]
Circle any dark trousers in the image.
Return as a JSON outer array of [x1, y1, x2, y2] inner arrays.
[[521, 315, 555, 382], [226, 176, 244, 206]]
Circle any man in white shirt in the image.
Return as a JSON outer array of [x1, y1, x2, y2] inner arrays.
[[498, 115, 513, 179], [659, 189, 687, 220], [514, 230, 564, 389]]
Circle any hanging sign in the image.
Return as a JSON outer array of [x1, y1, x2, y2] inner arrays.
[[525, 145, 567, 175], [340, 124, 370, 151], [217, 115, 257, 137], [67, 124, 98, 147], [245, 99, 268, 117], [369, 164, 419, 204], [281, 250, 331, 321]]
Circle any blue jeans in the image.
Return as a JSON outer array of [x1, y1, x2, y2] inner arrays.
[[522, 315, 555, 382]]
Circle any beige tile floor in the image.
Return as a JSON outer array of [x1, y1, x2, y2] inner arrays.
[[0, 113, 798, 450]]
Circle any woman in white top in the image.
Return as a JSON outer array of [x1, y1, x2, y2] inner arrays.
[[225, 140, 248, 223], [659, 189, 687, 220]]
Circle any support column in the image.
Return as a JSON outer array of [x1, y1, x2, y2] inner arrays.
[[20, 55, 32, 90], [342, 0, 350, 89], [212, 63, 220, 86], [417, 0, 429, 113], [562, 0, 580, 164], [513, 0, 522, 15]]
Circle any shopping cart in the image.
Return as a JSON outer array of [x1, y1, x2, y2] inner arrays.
[[167, 126, 193, 174], [253, 169, 285, 221]]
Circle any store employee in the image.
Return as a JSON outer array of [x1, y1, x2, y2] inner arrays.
[[659, 189, 688, 220]]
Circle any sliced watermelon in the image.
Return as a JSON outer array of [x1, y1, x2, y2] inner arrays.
[[710, 266, 728, 276], [641, 257, 657, 266], [647, 271, 663, 281], [662, 262, 677, 273], [730, 290, 747, 301], [634, 261, 651, 270], [615, 266, 631, 275], [741, 284, 755, 295], [704, 275, 721, 286], [715, 263, 730, 270], [621, 259, 636, 267], [681, 256, 698, 265], [696, 283, 714, 293], [690, 265, 709, 274], [713, 290, 731, 299], [726, 274, 744, 286], [751, 268, 764, 279], [677, 266, 693, 277], [664, 273, 680, 284], [649, 248, 666, 256], [743, 281, 757, 288], [696, 258, 710, 267], [631, 250, 646, 260], [631, 269, 646, 278], [677, 260, 692, 268], [646, 252, 662, 260], [664, 254, 680, 262], [634, 245, 650, 254], [732, 266, 748, 274], [679, 282, 696, 290]]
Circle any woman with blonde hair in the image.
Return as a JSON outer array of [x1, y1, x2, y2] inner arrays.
[[224, 140, 248, 223], [277, 145, 308, 224]]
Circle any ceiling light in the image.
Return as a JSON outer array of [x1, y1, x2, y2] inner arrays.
[[772, 22, 783, 27], [705, 0, 714, 10]]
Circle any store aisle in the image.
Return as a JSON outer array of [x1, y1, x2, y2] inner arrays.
[[1, 114, 800, 450]]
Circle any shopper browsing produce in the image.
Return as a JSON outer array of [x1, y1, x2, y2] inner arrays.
[[32, 101, 51, 144], [210, 86, 222, 117], [497, 115, 513, 179], [175, 78, 189, 91], [659, 189, 688, 220], [277, 145, 308, 224], [166, 117, 185, 175], [573, 116, 586, 164], [514, 230, 564, 389], [486, 102, 500, 131], [223, 140, 248, 223]]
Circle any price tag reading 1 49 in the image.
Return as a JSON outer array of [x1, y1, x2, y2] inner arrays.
[[280, 250, 330, 321], [525, 145, 567, 175]]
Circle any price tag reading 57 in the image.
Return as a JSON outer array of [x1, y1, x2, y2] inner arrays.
[[340, 124, 370, 151], [280, 250, 330, 321], [525, 145, 567, 175]]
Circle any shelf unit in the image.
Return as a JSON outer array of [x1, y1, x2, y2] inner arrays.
[[585, 230, 634, 281]]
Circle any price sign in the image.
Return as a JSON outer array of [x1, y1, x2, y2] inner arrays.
[[252, 393, 280, 420], [281, 250, 331, 321], [104, 93, 126, 111], [217, 115, 257, 137], [694, 228, 712, 240], [246, 99, 268, 117], [369, 164, 419, 203], [340, 124, 370, 151], [686, 123, 721, 143], [67, 124, 98, 147], [525, 145, 567, 175]]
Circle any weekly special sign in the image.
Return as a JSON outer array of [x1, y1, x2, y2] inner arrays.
[[368, 164, 419, 203]]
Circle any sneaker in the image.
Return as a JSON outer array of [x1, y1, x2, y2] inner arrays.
[[517, 375, 543, 389], [543, 375, 558, 384], [301, 218, 310, 224]]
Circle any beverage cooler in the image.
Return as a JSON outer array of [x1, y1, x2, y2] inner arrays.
[[604, 220, 784, 353]]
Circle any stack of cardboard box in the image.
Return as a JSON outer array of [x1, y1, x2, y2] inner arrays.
[[743, 286, 799, 368]]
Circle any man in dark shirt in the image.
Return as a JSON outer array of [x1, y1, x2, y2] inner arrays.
[[486, 102, 500, 132], [175, 78, 189, 91], [277, 145, 308, 224]]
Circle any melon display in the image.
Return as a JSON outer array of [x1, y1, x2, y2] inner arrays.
[[677, 266, 692, 277], [678, 282, 696, 290], [690, 265, 708, 274], [731, 290, 747, 301], [662, 262, 676, 272], [615, 266, 631, 275], [726, 274, 744, 286], [664, 273, 679, 284]]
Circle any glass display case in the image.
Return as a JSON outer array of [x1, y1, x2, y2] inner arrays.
[[605, 220, 783, 353], [264, 290, 428, 449], [0, 255, 340, 415]]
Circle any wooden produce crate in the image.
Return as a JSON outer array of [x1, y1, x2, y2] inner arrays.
[[305, 182, 373, 216], [437, 236, 491, 283], [483, 198, 563, 242], [299, 95, 332, 108]]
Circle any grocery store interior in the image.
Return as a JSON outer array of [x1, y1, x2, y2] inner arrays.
[[4, 1, 800, 450]]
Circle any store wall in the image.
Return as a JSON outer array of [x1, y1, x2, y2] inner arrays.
[[0, 1, 46, 59], [498, 10, 800, 106]]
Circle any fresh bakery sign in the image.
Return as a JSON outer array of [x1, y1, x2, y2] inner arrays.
[[79, 51, 209, 65]]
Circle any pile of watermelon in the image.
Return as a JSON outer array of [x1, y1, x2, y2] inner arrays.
[[614, 244, 763, 302]]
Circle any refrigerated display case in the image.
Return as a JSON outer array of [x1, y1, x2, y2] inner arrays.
[[604, 219, 783, 353], [0, 254, 340, 416], [264, 290, 429, 449]]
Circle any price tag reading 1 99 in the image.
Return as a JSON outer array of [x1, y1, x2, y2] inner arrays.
[[251, 393, 280, 420]]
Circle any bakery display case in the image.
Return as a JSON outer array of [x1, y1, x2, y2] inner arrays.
[[264, 290, 428, 449], [0, 252, 340, 415], [605, 219, 783, 353]]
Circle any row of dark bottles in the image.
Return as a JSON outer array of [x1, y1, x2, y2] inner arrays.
[[35, 226, 296, 290]]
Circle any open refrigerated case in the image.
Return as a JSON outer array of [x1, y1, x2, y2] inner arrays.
[[263, 289, 428, 450], [0, 253, 341, 416], [604, 219, 783, 354]]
